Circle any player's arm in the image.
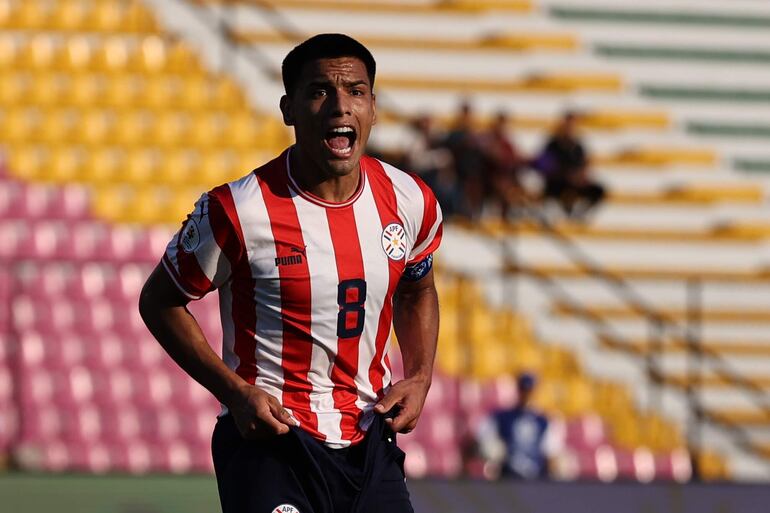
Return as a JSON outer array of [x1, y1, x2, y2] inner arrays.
[[374, 263, 439, 433], [138, 264, 296, 439]]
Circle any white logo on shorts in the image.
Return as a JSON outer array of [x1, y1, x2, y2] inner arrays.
[[272, 505, 300, 513], [180, 219, 200, 253], [381, 222, 407, 261]]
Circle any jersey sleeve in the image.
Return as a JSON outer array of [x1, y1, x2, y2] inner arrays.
[[161, 187, 243, 300], [407, 176, 443, 265]]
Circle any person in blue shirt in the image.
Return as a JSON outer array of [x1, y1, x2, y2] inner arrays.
[[476, 372, 563, 479]]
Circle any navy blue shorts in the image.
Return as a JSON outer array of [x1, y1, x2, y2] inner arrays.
[[212, 413, 414, 513]]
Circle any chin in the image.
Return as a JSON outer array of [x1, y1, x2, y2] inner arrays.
[[325, 157, 360, 177]]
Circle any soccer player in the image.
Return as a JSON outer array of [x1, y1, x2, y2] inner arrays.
[[138, 34, 442, 513]]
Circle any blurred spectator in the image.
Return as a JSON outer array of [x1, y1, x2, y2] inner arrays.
[[475, 373, 563, 480], [480, 110, 533, 219], [532, 111, 606, 220], [405, 114, 460, 217], [442, 101, 486, 220]]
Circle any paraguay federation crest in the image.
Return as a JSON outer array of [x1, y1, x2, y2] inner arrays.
[[381, 222, 407, 261], [180, 218, 200, 253], [272, 505, 300, 513]]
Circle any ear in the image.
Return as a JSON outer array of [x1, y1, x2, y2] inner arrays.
[[371, 92, 377, 126], [280, 95, 294, 126]]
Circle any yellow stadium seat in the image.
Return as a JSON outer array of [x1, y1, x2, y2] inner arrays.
[[180, 77, 215, 109], [191, 112, 228, 148], [198, 150, 240, 186], [0, 34, 21, 69], [119, 185, 157, 224], [17, 1, 54, 30], [96, 37, 134, 73], [124, 149, 163, 184], [80, 109, 117, 146], [436, 340, 463, 376], [531, 380, 559, 414], [169, 188, 205, 221], [592, 381, 630, 418], [697, 451, 730, 481], [30, 72, 71, 107], [212, 76, 247, 109], [92, 0, 132, 33], [0, 0, 16, 29], [165, 40, 203, 75], [227, 112, 263, 149], [62, 36, 95, 72], [3, 108, 40, 144], [509, 343, 543, 374], [154, 111, 193, 148], [45, 146, 87, 183], [238, 150, 273, 174], [159, 149, 201, 185], [472, 341, 512, 378], [7, 145, 50, 181], [542, 345, 578, 377], [68, 73, 106, 108], [136, 35, 168, 74], [123, 0, 158, 33], [143, 76, 181, 109], [40, 109, 79, 145], [92, 184, 131, 223], [559, 377, 593, 417], [83, 147, 125, 184], [89, 0, 125, 32], [0, 72, 26, 106], [56, 0, 91, 31], [23, 34, 58, 71], [114, 110, 154, 147], [104, 74, 143, 108]]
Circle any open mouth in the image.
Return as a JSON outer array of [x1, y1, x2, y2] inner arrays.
[[324, 126, 357, 158]]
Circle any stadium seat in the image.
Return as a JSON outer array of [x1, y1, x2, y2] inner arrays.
[[110, 440, 153, 474]]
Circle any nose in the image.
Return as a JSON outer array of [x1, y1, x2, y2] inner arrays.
[[328, 88, 352, 117]]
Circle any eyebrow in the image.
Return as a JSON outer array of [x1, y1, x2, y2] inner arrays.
[[306, 79, 370, 89]]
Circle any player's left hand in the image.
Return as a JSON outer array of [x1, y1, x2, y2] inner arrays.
[[373, 377, 431, 433]]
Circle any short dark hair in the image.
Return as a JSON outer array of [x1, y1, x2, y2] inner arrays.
[[281, 33, 376, 95]]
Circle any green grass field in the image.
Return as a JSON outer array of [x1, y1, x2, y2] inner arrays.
[[0, 473, 221, 513], [4, 473, 769, 513]]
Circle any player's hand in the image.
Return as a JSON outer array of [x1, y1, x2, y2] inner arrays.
[[373, 377, 430, 433], [227, 384, 298, 440]]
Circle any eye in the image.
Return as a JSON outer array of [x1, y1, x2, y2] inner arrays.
[[310, 88, 327, 99], [350, 88, 365, 97]]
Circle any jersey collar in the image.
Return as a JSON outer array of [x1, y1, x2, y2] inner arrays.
[[285, 146, 366, 209]]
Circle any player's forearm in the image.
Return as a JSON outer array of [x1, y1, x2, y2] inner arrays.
[[139, 271, 246, 406], [392, 280, 439, 384]]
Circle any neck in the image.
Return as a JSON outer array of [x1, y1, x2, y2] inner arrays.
[[289, 146, 362, 203]]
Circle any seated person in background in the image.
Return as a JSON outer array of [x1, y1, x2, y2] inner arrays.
[[532, 111, 605, 219], [405, 114, 459, 217], [476, 372, 563, 480], [442, 100, 487, 220], [480, 110, 532, 219]]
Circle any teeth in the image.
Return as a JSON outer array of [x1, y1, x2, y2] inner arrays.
[[331, 127, 354, 134]]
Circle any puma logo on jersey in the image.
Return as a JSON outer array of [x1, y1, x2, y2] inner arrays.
[[275, 246, 306, 266]]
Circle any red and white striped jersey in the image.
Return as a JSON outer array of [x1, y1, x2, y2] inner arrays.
[[162, 148, 442, 447]]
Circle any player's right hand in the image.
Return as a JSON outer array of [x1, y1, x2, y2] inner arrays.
[[227, 384, 298, 440]]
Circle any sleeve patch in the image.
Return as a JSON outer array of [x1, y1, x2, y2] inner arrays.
[[180, 218, 201, 253], [401, 254, 433, 282]]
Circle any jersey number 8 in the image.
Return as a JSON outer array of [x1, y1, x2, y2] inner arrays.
[[337, 279, 366, 338]]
